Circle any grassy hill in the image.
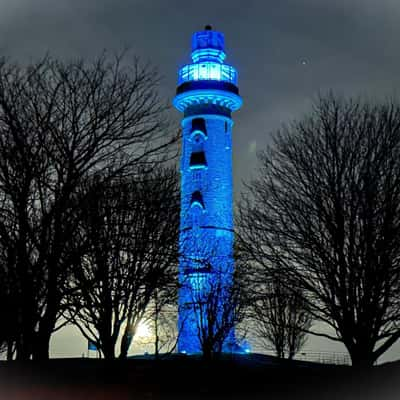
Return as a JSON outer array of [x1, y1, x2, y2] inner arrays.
[[0, 353, 399, 399]]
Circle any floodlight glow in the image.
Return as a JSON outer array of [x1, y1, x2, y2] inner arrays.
[[136, 321, 151, 339], [189, 165, 207, 171], [191, 200, 204, 208], [189, 273, 207, 293]]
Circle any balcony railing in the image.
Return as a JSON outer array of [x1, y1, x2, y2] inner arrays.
[[178, 62, 238, 86]]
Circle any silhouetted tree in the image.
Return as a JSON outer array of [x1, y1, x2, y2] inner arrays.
[[183, 258, 248, 360], [150, 285, 179, 358], [251, 278, 311, 359], [69, 166, 179, 359], [238, 94, 400, 367], [0, 54, 176, 360], [149, 295, 179, 357]]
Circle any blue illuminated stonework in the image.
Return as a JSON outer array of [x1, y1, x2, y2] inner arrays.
[[173, 26, 242, 353]]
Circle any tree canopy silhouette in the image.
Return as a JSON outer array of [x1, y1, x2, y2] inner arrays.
[[250, 278, 311, 359], [68, 166, 179, 359], [0, 54, 176, 360], [238, 94, 400, 367]]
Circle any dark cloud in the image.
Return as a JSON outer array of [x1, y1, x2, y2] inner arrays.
[[1, 0, 400, 358]]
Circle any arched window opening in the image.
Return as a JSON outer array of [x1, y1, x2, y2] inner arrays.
[[190, 190, 205, 210], [191, 118, 207, 137]]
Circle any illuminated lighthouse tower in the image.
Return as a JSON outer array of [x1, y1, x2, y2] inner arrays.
[[173, 26, 242, 353]]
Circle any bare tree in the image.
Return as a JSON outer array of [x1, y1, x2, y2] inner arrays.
[[150, 285, 179, 358], [182, 256, 248, 360], [0, 54, 176, 360], [251, 278, 311, 359], [149, 296, 179, 357], [238, 94, 400, 367], [69, 166, 179, 359]]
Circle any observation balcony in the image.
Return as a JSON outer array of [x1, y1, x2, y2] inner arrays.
[[178, 62, 238, 86]]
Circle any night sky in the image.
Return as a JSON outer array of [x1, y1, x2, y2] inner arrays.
[[1, 0, 400, 360]]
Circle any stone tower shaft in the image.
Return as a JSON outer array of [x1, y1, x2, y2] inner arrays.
[[173, 26, 242, 353]]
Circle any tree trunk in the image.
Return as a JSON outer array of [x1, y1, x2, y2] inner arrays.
[[348, 346, 376, 368], [101, 339, 116, 359], [119, 326, 134, 359], [33, 307, 58, 360], [154, 291, 159, 359], [202, 341, 213, 360], [202, 348, 213, 360], [32, 331, 51, 360], [154, 320, 159, 359], [7, 341, 14, 360], [16, 331, 33, 360]]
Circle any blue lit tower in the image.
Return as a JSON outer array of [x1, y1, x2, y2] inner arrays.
[[173, 26, 242, 353]]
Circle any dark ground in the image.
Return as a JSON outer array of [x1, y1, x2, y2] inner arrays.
[[0, 353, 399, 400]]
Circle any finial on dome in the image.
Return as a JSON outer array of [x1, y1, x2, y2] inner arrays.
[[204, 25, 212, 30]]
